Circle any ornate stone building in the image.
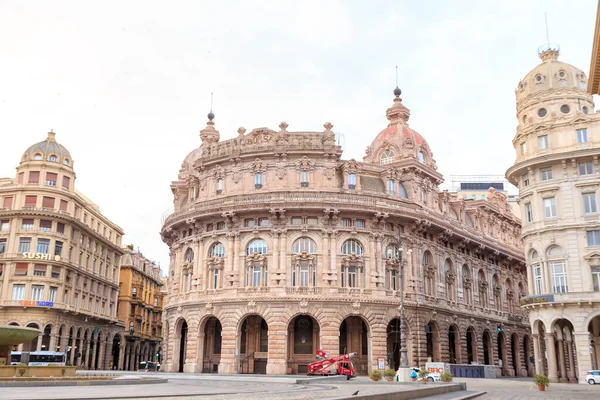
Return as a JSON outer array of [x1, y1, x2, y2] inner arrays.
[[161, 89, 531, 376], [117, 246, 164, 370], [507, 45, 600, 384], [0, 131, 125, 369]]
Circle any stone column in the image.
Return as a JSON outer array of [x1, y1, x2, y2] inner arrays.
[[330, 232, 337, 271], [566, 339, 576, 382], [218, 325, 236, 374], [266, 326, 287, 375], [575, 331, 593, 384], [36, 334, 43, 351], [90, 337, 98, 370], [59, 335, 68, 354], [84, 339, 91, 368], [184, 322, 198, 372], [49, 333, 59, 352], [97, 340, 106, 370], [321, 231, 329, 285], [272, 231, 279, 271], [69, 341, 76, 366], [279, 230, 287, 274], [532, 334, 542, 375], [557, 338, 567, 382], [226, 235, 234, 274], [546, 334, 558, 383], [367, 235, 375, 288], [197, 332, 205, 372], [118, 342, 126, 370]]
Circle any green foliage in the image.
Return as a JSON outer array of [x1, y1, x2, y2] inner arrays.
[[534, 374, 550, 387], [417, 369, 429, 379], [369, 369, 383, 381], [383, 368, 396, 379], [440, 371, 453, 382]]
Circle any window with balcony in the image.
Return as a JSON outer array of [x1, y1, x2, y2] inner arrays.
[[21, 219, 34, 230], [540, 167, 552, 181], [543, 197, 557, 218], [348, 173, 356, 189], [577, 128, 588, 143], [255, 173, 263, 189], [584, 193, 598, 215], [579, 162, 594, 176], [532, 264, 542, 295], [587, 230, 600, 247], [216, 178, 223, 194], [300, 171, 309, 188], [45, 172, 57, 186], [18, 237, 31, 253], [37, 239, 50, 254], [40, 220, 52, 232], [12, 284, 25, 300]]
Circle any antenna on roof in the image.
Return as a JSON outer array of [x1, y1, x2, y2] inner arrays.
[[545, 12, 550, 47], [395, 65, 398, 87], [210, 92, 214, 113]]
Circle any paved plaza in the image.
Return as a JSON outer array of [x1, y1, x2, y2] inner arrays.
[[1, 372, 599, 400]]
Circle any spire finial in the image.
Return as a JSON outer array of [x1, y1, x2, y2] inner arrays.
[[207, 92, 215, 121], [393, 65, 401, 97], [538, 13, 559, 61]]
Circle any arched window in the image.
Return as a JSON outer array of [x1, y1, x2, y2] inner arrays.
[[342, 239, 363, 255], [398, 183, 408, 198], [385, 244, 399, 259], [462, 264, 473, 305], [184, 248, 194, 263], [449, 209, 459, 220], [49, 155, 57, 162], [132, 287, 137, 298], [380, 149, 394, 165], [445, 259, 456, 301], [292, 237, 317, 253], [247, 239, 268, 255], [63, 158, 70, 166], [530, 249, 539, 260], [291, 238, 317, 287], [478, 269, 488, 308], [465, 214, 474, 227], [209, 242, 225, 258], [34, 153, 43, 160], [423, 250, 435, 296], [418, 151, 425, 163], [546, 245, 562, 257]]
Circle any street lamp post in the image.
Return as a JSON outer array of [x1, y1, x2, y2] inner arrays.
[[397, 228, 409, 368]]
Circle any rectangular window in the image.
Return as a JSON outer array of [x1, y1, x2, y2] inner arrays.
[[54, 241, 63, 257], [39, 220, 52, 232], [31, 285, 44, 301], [216, 178, 223, 194], [2, 196, 13, 209], [544, 197, 557, 218], [48, 287, 57, 303], [28, 171, 40, 184], [388, 179, 395, 195], [577, 128, 588, 143], [534, 266, 543, 294], [540, 167, 553, 181], [587, 230, 600, 247], [584, 193, 598, 214], [579, 162, 594, 176], [390, 270, 397, 290], [291, 217, 303, 225], [520, 142, 527, 155], [24, 195, 36, 207], [252, 266, 261, 287], [591, 267, 600, 291], [57, 223, 65, 234], [550, 262, 568, 293], [348, 173, 356, 189], [348, 266, 357, 287], [0, 239, 6, 254], [37, 238, 50, 254], [525, 203, 533, 223], [213, 269, 219, 289], [42, 196, 54, 209], [18, 237, 31, 253], [59, 200, 68, 212], [245, 218, 256, 227], [538, 135, 548, 149], [45, 172, 57, 186], [51, 266, 60, 279], [300, 171, 309, 187], [471, 194, 476, 200], [12, 284, 25, 300], [33, 264, 46, 276], [17, 172, 24, 184], [307, 217, 318, 225], [340, 218, 352, 227], [300, 264, 309, 287], [73, 293, 78, 307], [355, 219, 365, 228], [216, 221, 225, 230], [258, 218, 270, 226], [14, 263, 28, 276], [255, 173, 263, 189], [21, 219, 34, 230], [62, 176, 70, 190], [481, 194, 486, 200], [523, 178, 530, 187]]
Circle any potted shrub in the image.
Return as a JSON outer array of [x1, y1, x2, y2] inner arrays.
[[417, 369, 429, 382], [369, 369, 383, 381], [440, 371, 453, 382], [383, 368, 396, 381], [533, 374, 549, 391]]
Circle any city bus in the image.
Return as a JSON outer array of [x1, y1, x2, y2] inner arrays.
[[10, 351, 67, 366]]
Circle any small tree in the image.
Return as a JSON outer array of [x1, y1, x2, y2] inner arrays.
[[417, 369, 429, 380], [534, 374, 549, 388], [383, 368, 396, 380], [440, 371, 453, 382], [369, 369, 383, 381]]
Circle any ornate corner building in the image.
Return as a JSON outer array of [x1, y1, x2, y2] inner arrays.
[[161, 89, 532, 376], [507, 45, 600, 382], [117, 247, 164, 370], [0, 131, 125, 369]]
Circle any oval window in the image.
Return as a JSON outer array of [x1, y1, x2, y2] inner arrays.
[[583, 106, 589, 115], [535, 74, 543, 82], [559, 71, 565, 78], [560, 105, 570, 114], [538, 108, 547, 118]]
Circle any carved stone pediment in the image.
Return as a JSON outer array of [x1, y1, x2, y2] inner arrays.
[[445, 271, 456, 284], [295, 156, 315, 171], [342, 159, 362, 174], [424, 265, 436, 278], [251, 158, 266, 173], [206, 256, 225, 270], [246, 253, 268, 267], [463, 277, 472, 289], [341, 254, 364, 268]]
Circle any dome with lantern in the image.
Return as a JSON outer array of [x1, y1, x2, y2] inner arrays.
[[21, 131, 73, 167], [363, 87, 436, 169]]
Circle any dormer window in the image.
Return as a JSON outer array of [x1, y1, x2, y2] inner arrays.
[[63, 158, 70, 166], [49, 155, 58, 162], [33, 153, 43, 160], [255, 173, 263, 189], [348, 173, 356, 189], [300, 171, 309, 188], [418, 152, 425, 163], [380, 150, 394, 165], [216, 178, 223, 194]]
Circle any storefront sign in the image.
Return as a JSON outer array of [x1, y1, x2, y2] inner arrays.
[[18, 300, 54, 307], [426, 362, 445, 374], [21, 252, 61, 262], [378, 358, 385, 370], [519, 295, 554, 306]]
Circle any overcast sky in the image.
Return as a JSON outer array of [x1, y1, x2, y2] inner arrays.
[[0, 0, 597, 274]]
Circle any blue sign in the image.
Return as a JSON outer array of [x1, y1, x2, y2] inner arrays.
[[36, 301, 54, 307]]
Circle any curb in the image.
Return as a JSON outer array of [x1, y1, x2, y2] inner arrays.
[[0, 378, 168, 388]]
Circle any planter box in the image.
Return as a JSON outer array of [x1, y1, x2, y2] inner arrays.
[[0, 366, 77, 378]]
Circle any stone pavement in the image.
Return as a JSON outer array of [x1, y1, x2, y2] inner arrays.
[[449, 377, 599, 400]]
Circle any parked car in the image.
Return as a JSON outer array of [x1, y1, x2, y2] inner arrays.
[[586, 370, 600, 385], [411, 367, 441, 382]]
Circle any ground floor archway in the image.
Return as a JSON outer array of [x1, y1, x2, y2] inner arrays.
[[466, 327, 477, 364], [339, 316, 369, 375], [425, 321, 440, 362], [448, 324, 460, 364], [497, 331, 507, 375], [238, 315, 268, 374], [287, 315, 320, 374], [202, 317, 222, 373], [511, 333, 519, 376], [482, 329, 492, 365], [177, 320, 188, 372]]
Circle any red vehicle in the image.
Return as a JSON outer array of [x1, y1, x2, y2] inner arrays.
[[307, 350, 357, 379]]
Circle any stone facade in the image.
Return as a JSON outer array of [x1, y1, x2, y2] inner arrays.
[[161, 90, 531, 376], [117, 247, 164, 370], [0, 132, 125, 369], [506, 47, 600, 384]]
